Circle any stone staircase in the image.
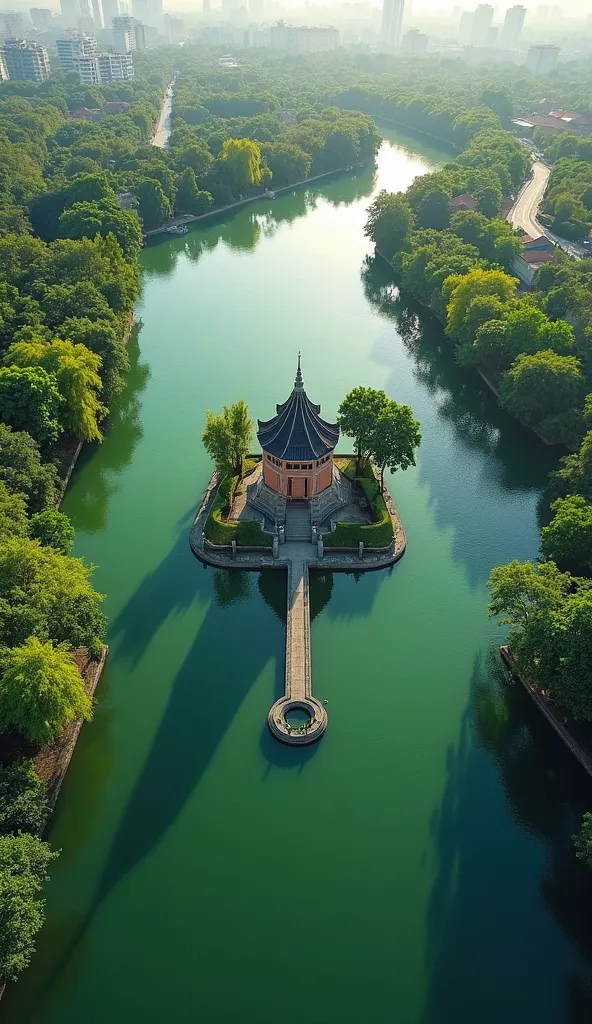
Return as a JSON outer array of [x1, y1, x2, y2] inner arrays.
[[284, 502, 311, 542], [310, 469, 349, 525], [248, 477, 287, 526]]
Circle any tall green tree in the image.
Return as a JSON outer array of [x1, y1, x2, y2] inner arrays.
[[0, 365, 62, 448], [5, 337, 106, 442], [0, 760, 48, 837], [30, 509, 75, 555], [0, 423, 57, 513], [134, 178, 172, 230], [541, 495, 592, 574], [575, 812, 592, 869], [0, 833, 58, 983], [499, 349, 586, 442], [202, 399, 253, 478], [0, 637, 93, 745], [221, 138, 264, 191], [337, 387, 389, 472], [368, 400, 422, 489], [364, 191, 415, 259]]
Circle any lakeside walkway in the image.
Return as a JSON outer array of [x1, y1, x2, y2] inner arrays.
[[189, 470, 405, 745]]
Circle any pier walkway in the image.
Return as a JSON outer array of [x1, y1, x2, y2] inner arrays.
[[189, 471, 406, 745]]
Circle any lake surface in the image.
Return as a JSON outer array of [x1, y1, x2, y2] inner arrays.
[[6, 127, 592, 1024]]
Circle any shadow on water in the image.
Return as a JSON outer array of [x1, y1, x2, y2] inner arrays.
[[362, 256, 560, 588], [142, 163, 377, 274], [64, 328, 151, 534], [423, 651, 592, 1024]]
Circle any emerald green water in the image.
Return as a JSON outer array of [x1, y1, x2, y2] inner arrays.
[[6, 128, 592, 1023]]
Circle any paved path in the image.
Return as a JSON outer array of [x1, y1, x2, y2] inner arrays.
[[189, 468, 406, 745], [508, 161, 550, 237], [151, 80, 174, 149], [508, 160, 586, 258]]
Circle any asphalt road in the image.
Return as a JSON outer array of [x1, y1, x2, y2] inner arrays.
[[508, 159, 587, 258], [151, 81, 174, 149], [508, 160, 551, 238]]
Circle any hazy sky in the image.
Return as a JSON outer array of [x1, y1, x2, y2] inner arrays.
[[408, 0, 592, 13]]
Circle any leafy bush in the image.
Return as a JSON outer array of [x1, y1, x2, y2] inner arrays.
[[0, 760, 48, 837], [204, 472, 272, 548], [0, 833, 58, 983], [325, 465, 394, 549]]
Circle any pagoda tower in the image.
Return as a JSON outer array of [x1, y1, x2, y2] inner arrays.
[[257, 356, 339, 500]]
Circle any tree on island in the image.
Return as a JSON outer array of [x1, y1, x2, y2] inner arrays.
[[368, 400, 422, 490], [0, 637, 93, 745], [202, 399, 253, 479], [337, 387, 389, 472], [0, 760, 48, 837]]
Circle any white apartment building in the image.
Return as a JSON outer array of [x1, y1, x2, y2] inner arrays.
[[56, 32, 96, 69], [73, 48, 133, 83], [1, 37, 50, 79]]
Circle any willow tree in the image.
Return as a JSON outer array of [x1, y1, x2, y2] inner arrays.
[[202, 399, 253, 479], [221, 138, 265, 192]]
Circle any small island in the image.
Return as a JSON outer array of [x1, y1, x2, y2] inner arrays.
[[190, 359, 420, 744]]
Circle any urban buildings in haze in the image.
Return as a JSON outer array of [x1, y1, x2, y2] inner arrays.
[[56, 30, 96, 66], [402, 27, 428, 53], [500, 5, 526, 47], [1, 37, 50, 79], [381, 0, 404, 48], [29, 7, 53, 29], [470, 3, 493, 46], [525, 43, 560, 73]]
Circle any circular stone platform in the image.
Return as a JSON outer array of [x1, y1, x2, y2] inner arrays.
[[267, 697, 327, 745]]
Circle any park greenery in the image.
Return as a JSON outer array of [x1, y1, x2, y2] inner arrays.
[[1, 38, 592, 954]]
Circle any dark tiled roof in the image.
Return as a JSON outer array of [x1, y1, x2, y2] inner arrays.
[[257, 359, 339, 461]]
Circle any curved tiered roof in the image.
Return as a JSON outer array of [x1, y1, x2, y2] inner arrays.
[[257, 357, 339, 462]]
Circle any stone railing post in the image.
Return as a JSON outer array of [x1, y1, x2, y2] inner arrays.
[[272, 535, 279, 559], [358, 540, 364, 559], [231, 540, 236, 560], [317, 536, 324, 559], [279, 525, 285, 545], [311, 524, 317, 545]]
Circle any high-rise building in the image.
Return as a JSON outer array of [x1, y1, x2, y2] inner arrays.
[[525, 43, 560, 74], [459, 9, 473, 42], [270, 22, 338, 52], [56, 31, 96, 68], [470, 4, 493, 46], [500, 5, 526, 47], [164, 12, 184, 43], [60, 0, 80, 26], [30, 8, 53, 29], [1, 37, 51, 78], [73, 48, 133, 82], [113, 13, 135, 48], [133, 19, 145, 47], [101, 0, 118, 26], [0, 11, 26, 38], [380, 0, 404, 47], [402, 27, 428, 53], [90, 0, 103, 28]]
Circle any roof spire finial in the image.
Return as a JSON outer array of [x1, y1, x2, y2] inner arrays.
[[294, 351, 304, 391]]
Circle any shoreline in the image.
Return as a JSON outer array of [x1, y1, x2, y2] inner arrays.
[[500, 645, 592, 779], [0, 644, 108, 1001], [374, 247, 562, 449], [144, 160, 372, 239]]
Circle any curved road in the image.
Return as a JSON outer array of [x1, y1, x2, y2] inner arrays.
[[508, 160, 550, 238], [508, 158, 585, 257], [151, 80, 174, 149]]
